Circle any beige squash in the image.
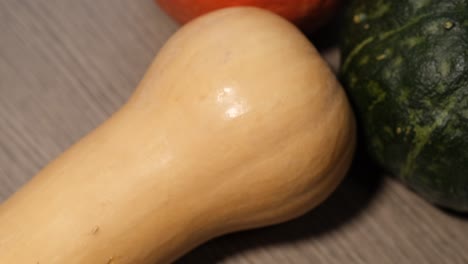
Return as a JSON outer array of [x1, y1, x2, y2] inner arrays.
[[0, 7, 355, 264]]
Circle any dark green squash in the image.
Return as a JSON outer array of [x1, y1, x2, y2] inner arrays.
[[340, 0, 468, 211]]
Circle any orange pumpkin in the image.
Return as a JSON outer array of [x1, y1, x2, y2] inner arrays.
[[156, 0, 340, 31]]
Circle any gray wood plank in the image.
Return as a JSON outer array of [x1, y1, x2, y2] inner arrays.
[[0, 1, 467, 263]]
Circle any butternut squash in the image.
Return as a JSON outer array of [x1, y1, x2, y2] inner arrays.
[[0, 7, 355, 264]]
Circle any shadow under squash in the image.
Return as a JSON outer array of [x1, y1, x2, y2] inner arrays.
[[175, 145, 384, 263]]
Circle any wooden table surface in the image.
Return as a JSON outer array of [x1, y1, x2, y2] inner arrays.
[[1, 1, 467, 263]]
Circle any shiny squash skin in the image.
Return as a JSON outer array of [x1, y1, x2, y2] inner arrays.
[[0, 7, 355, 264]]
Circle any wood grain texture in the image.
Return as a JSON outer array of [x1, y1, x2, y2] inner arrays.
[[0, 1, 467, 263]]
